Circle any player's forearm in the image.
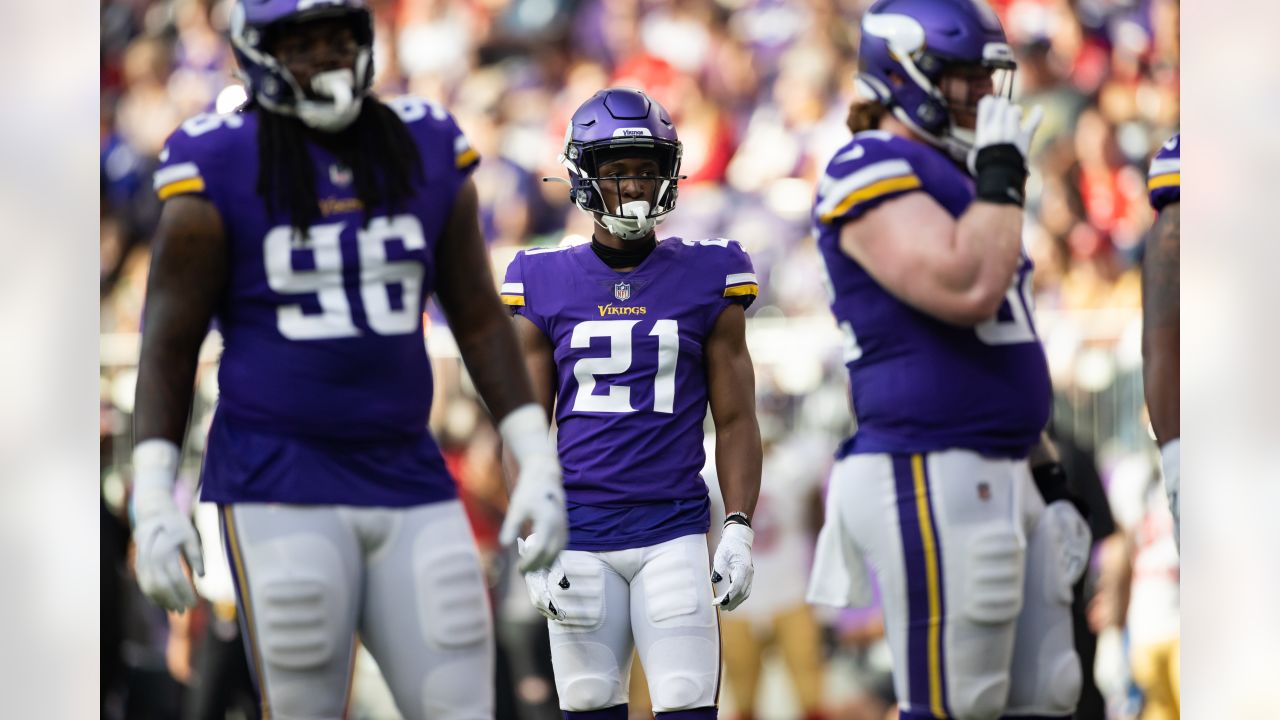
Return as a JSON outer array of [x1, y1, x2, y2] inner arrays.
[[951, 203, 1023, 317], [715, 414, 762, 517], [134, 326, 202, 446], [1027, 431, 1060, 468], [892, 204, 1022, 325], [1142, 204, 1180, 443], [1143, 346, 1179, 444], [454, 311, 538, 423]]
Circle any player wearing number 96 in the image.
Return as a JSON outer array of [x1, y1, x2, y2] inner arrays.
[[501, 87, 762, 720], [804, 2, 1088, 719], [130, 2, 566, 719]]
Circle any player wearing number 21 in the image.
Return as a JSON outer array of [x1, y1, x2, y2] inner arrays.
[[130, 2, 567, 719], [502, 87, 762, 720], [805, 1, 1091, 720]]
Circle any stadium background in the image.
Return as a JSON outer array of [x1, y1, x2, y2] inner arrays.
[[99, 0, 1179, 718]]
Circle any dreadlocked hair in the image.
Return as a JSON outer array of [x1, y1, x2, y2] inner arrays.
[[847, 98, 889, 134], [249, 97, 425, 238]]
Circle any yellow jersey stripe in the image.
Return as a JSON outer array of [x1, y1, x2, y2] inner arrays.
[[223, 506, 271, 719], [1147, 172, 1180, 191], [341, 639, 360, 719], [456, 147, 480, 169], [820, 174, 922, 223], [501, 295, 526, 307], [723, 283, 759, 298], [911, 454, 946, 719], [156, 176, 206, 201]]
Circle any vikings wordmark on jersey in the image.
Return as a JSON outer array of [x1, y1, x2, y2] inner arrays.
[[814, 130, 1052, 458], [503, 238, 757, 550], [153, 96, 480, 507]]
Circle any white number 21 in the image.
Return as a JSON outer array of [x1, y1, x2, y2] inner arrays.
[[571, 320, 679, 414]]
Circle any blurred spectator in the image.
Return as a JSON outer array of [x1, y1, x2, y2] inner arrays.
[[1091, 452, 1180, 720], [707, 422, 830, 720]]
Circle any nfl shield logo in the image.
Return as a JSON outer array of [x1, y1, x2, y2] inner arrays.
[[614, 281, 631, 301], [329, 163, 353, 187]]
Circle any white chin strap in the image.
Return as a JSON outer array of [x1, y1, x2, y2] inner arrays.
[[600, 200, 659, 241], [296, 68, 363, 132]]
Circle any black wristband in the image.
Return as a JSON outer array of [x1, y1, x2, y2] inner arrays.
[[974, 144, 1028, 207], [1031, 462, 1089, 518], [724, 512, 752, 529]]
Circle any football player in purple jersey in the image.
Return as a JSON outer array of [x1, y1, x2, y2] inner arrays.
[[802, 2, 1090, 719], [1144, 133, 1180, 549], [500, 87, 762, 720], [128, 2, 567, 718]]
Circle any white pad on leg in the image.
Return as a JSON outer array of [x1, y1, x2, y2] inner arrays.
[[806, 465, 873, 608]]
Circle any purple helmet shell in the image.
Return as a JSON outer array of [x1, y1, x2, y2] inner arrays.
[[856, 0, 1015, 159], [556, 87, 683, 223], [228, 0, 374, 118]]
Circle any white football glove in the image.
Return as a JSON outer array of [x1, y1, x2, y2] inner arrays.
[[966, 95, 1044, 175], [498, 404, 568, 572], [1043, 499, 1091, 588], [711, 522, 755, 611], [518, 534, 567, 622], [131, 439, 204, 612]]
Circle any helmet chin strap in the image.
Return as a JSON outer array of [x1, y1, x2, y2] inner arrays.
[[296, 68, 363, 132], [599, 200, 660, 241], [890, 105, 972, 165]]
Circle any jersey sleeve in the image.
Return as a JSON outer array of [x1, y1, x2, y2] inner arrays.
[[502, 250, 550, 335], [1148, 133, 1180, 211], [715, 239, 759, 311], [153, 112, 245, 204], [385, 96, 480, 185], [813, 133, 923, 228]]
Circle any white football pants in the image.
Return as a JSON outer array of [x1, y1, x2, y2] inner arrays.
[[219, 500, 494, 720], [545, 533, 721, 713], [813, 450, 1081, 720]]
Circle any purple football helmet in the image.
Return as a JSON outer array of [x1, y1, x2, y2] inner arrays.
[[856, 0, 1016, 161], [555, 88, 683, 240], [228, 0, 374, 131]]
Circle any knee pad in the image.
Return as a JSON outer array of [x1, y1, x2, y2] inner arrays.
[[1044, 648, 1083, 714], [643, 637, 719, 711], [412, 536, 490, 650], [947, 671, 1010, 720], [420, 644, 496, 720], [553, 641, 626, 711], [962, 528, 1025, 625]]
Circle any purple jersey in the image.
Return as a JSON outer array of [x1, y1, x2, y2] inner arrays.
[[153, 97, 480, 506], [1148, 133, 1180, 211], [502, 238, 757, 549], [813, 131, 1051, 459]]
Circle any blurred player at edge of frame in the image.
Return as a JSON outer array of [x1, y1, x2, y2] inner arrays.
[[128, 1, 567, 718], [1143, 132, 1180, 550], [804, 1, 1092, 718], [501, 87, 763, 720]]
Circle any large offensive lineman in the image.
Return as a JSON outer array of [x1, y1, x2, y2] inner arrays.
[[1144, 133, 1180, 549], [804, 1, 1090, 719], [502, 88, 762, 720], [128, 2, 567, 719]]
